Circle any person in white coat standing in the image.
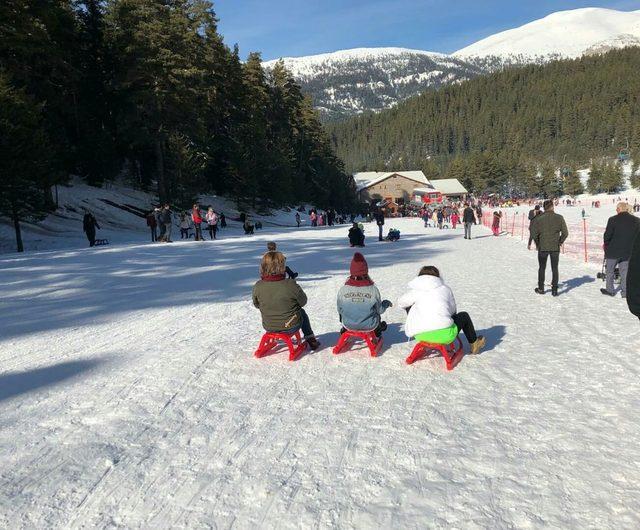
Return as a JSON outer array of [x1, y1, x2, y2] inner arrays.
[[398, 266, 486, 354]]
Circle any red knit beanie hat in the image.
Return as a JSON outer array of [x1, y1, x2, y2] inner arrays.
[[350, 252, 368, 277]]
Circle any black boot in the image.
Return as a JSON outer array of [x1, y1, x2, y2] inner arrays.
[[534, 287, 545, 295]]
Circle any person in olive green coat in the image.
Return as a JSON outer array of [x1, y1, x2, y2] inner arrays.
[[252, 251, 320, 349], [530, 200, 569, 296]]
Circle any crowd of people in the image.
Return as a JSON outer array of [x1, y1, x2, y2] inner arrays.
[[144, 204, 228, 243]]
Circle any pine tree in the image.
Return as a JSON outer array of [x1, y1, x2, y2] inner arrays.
[[563, 167, 584, 196], [0, 75, 54, 252], [587, 161, 603, 194], [601, 161, 624, 193]]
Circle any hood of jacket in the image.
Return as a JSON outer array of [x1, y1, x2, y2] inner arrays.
[[398, 275, 457, 338]]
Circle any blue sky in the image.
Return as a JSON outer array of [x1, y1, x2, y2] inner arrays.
[[214, 0, 640, 60]]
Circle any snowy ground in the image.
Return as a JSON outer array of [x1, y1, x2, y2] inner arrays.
[[1, 218, 639, 528]]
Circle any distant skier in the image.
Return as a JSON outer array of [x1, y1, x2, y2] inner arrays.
[[82, 212, 100, 247], [337, 252, 391, 337], [295, 212, 301, 228], [398, 265, 486, 354]]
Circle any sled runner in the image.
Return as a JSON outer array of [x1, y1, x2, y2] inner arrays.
[[94, 239, 109, 246], [332, 330, 383, 357], [405, 337, 464, 370], [254, 329, 307, 361], [596, 258, 621, 284]]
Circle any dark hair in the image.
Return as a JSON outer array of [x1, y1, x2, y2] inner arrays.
[[534, 205, 541, 210], [418, 265, 440, 277], [543, 200, 554, 211]]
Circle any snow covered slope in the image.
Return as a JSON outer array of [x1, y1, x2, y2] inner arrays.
[[1, 216, 639, 527], [264, 48, 482, 120], [454, 7, 640, 61]]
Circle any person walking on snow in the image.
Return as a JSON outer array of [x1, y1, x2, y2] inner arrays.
[[492, 211, 502, 236], [398, 265, 485, 354], [451, 210, 460, 229], [83, 211, 100, 247], [206, 208, 219, 240], [252, 251, 320, 350], [159, 204, 173, 242], [527, 205, 541, 249], [219, 212, 227, 229], [191, 204, 203, 241], [295, 212, 301, 228], [462, 203, 476, 239], [530, 200, 569, 296], [601, 202, 640, 298], [146, 209, 158, 242], [179, 212, 190, 239], [374, 209, 385, 241], [336, 253, 392, 337]]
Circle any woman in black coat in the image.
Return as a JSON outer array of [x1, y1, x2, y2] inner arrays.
[[627, 233, 640, 320]]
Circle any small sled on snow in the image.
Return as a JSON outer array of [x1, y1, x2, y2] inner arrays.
[[596, 259, 620, 284], [405, 337, 464, 371], [333, 330, 383, 357], [254, 329, 307, 361]]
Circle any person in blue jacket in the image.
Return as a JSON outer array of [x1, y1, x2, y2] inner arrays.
[[336, 253, 391, 337]]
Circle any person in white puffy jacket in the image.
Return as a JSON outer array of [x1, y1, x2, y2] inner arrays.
[[398, 266, 486, 354]]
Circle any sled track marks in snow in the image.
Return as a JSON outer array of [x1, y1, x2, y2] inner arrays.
[[1, 218, 640, 527]]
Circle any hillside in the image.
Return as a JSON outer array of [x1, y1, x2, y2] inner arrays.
[[327, 48, 640, 192], [264, 8, 640, 120], [264, 48, 482, 121], [454, 7, 640, 61]]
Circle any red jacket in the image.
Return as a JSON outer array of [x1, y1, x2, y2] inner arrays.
[[192, 208, 202, 224]]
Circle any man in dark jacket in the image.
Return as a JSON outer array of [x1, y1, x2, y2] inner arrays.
[[601, 203, 640, 298], [530, 200, 569, 296], [627, 233, 640, 319], [374, 209, 385, 241], [462, 203, 476, 239], [82, 212, 100, 247]]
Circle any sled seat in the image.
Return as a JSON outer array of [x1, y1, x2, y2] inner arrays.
[[254, 329, 306, 361], [333, 330, 382, 357], [405, 337, 464, 370]]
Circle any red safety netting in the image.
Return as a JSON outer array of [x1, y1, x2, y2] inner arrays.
[[481, 211, 604, 265]]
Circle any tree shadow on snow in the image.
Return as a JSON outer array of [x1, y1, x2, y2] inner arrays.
[[0, 226, 452, 340], [0, 358, 107, 402], [558, 275, 596, 295]]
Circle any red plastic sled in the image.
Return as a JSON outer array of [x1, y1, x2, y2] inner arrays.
[[332, 330, 383, 357], [405, 337, 464, 370], [254, 330, 307, 361]]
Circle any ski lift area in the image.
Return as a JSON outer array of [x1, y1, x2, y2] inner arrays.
[[618, 148, 631, 162]]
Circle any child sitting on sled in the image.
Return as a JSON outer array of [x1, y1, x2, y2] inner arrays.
[[337, 253, 391, 337], [398, 266, 485, 354], [266, 242, 298, 279]]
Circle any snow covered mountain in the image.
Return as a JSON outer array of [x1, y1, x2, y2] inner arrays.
[[263, 48, 483, 121], [454, 7, 640, 62], [265, 8, 640, 120]]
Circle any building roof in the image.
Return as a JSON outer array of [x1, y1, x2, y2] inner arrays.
[[353, 171, 430, 192], [413, 187, 437, 194], [430, 179, 468, 195]]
